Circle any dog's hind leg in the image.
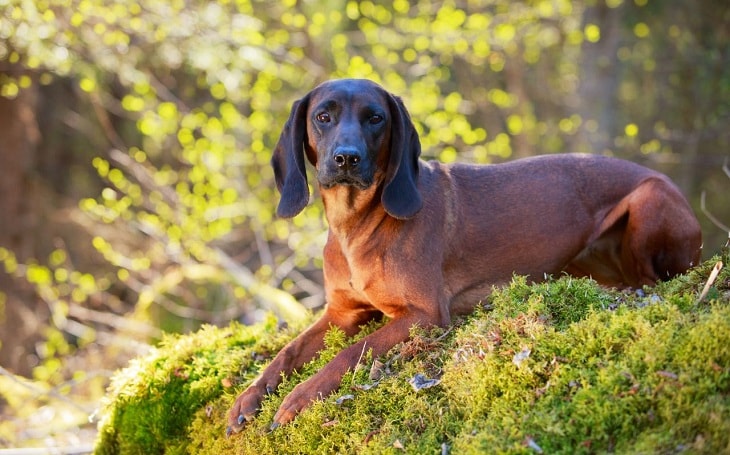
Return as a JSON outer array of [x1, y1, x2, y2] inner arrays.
[[619, 177, 702, 286]]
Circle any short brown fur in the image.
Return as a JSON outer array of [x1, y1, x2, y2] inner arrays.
[[227, 79, 702, 433]]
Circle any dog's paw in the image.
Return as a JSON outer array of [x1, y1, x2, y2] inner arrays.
[[226, 384, 275, 436], [271, 373, 340, 427], [271, 383, 313, 427]]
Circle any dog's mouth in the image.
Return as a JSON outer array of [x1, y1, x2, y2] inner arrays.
[[317, 159, 375, 190], [319, 175, 373, 190]]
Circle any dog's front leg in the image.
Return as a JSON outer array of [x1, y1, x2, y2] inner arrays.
[[226, 313, 335, 434], [227, 306, 377, 434], [271, 310, 441, 427]]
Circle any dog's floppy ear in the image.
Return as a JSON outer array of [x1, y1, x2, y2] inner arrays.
[[271, 95, 311, 218], [382, 94, 423, 219]]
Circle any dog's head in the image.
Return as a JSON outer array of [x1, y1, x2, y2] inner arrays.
[[271, 79, 422, 219]]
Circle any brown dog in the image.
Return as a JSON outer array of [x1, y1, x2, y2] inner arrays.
[[227, 79, 702, 434]]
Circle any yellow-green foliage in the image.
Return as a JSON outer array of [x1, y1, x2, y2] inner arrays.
[[95, 257, 730, 454]]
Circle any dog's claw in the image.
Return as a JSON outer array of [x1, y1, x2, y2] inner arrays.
[[237, 414, 245, 425], [225, 426, 233, 438], [269, 422, 281, 432], [266, 385, 274, 395]]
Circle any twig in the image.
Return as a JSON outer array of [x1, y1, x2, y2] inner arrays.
[[700, 191, 730, 233], [435, 325, 455, 342], [108, 148, 179, 206], [697, 261, 723, 303], [0, 366, 94, 414], [213, 247, 308, 323], [67, 303, 161, 338], [89, 90, 127, 151], [156, 288, 250, 323], [352, 341, 369, 383], [699, 156, 730, 232]]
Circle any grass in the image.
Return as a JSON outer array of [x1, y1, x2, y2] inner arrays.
[[94, 251, 730, 454]]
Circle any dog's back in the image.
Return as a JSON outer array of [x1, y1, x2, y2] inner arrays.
[[428, 154, 701, 301]]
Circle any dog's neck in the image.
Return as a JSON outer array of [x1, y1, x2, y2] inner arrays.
[[321, 184, 392, 243]]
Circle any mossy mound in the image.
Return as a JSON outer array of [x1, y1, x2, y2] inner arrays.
[[94, 255, 730, 454]]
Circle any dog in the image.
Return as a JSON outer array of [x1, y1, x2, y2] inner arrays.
[[227, 79, 702, 434]]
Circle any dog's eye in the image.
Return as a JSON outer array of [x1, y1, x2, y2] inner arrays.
[[316, 112, 331, 123], [369, 114, 383, 125]]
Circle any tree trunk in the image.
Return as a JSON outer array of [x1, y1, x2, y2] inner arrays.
[[577, 3, 624, 155], [0, 63, 47, 376]]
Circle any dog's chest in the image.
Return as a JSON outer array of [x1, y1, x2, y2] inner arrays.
[[346, 251, 383, 294], [328, 246, 405, 317]]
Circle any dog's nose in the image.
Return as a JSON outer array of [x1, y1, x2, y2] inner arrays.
[[333, 150, 361, 169]]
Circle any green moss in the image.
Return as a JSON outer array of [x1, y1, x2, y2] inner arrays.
[[488, 274, 618, 330], [95, 258, 730, 454], [94, 314, 307, 455]]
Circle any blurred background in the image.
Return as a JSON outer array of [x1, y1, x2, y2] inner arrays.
[[0, 0, 728, 449]]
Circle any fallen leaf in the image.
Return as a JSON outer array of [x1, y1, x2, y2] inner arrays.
[[524, 436, 544, 453], [512, 348, 531, 367], [370, 359, 385, 381], [409, 373, 440, 391], [353, 381, 380, 391], [173, 367, 189, 380], [657, 370, 678, 380], [335, 394, 355, 405], [363, 430, 379, 444]]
